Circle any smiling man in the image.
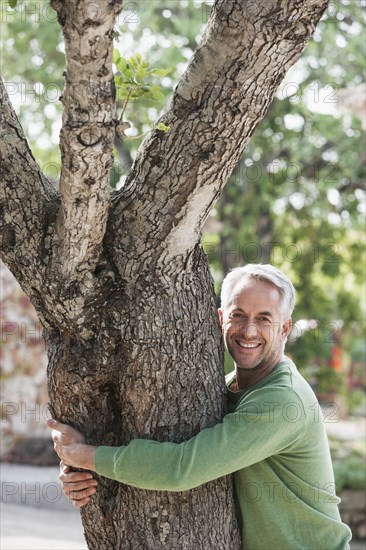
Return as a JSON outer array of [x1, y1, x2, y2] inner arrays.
[[49, 264, 351, 549], [219, 269, 292, 388]]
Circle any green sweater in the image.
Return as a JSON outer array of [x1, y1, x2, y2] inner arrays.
[[95, 359, 351, 549]]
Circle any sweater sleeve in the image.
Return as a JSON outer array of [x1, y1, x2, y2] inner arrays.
[[94, 387, 305, 492]]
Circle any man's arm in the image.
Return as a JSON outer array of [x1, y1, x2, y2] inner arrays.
[[48, 387, 304, 492]]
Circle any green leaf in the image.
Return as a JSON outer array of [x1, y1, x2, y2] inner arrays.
[[113, 49, 121, 65], [128, 56, 138, 69], [155, 123, 171, 132], [114, 75, 124, 86], [114, 54, 127, 74], [148, 85, 165, 101], [120, 58, 127, 73], [124, 67, 133, 79], [151, 68, 171, 77]]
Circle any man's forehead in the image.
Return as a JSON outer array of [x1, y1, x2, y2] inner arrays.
[[228, 278, 281, 306]]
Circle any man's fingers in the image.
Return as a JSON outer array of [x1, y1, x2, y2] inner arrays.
[[66, 486, 97, 501], [47, 418, 68, 433], [63, 479, 98, 494], [71, 496, 91, 508], [59, 470, 96, 484]]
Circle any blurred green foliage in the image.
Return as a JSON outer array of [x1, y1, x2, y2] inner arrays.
[[330, 435, 366, 491]]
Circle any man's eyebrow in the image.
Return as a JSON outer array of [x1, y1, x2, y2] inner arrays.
[[258, 311, 273, 317], [230, 307, 273, 317]]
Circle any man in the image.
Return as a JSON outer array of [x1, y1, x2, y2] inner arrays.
[[48, 264, 351, 549]]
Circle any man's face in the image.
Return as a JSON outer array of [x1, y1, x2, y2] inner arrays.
[[219, 278, 292, 373]]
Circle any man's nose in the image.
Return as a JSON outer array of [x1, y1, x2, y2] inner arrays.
[[241, 322, 259, 339]]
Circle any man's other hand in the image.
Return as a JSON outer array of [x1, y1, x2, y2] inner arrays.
[[47, 418, 96, 470], [59, 461, 98, 508]]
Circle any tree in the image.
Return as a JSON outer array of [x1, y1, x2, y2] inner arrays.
[[1, 1, 330, 548]]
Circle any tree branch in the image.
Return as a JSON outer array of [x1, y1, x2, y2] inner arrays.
[[0, 78, 59, 304], [50, 0, 122, 282], [109, 0, 330, 279]]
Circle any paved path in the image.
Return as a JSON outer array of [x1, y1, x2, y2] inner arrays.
[[323, 414, 365, 442], [1, 502, 86, 550], [0, 464, 86, 549]]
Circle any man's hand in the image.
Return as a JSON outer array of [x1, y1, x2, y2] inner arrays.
[[47, 419, 97, 470], [59, 461, 98, 508]]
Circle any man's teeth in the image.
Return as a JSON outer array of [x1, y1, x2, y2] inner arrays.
[[237, 342, 260, 349]]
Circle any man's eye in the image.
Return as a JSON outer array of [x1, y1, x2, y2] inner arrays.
[[231, 313, 244, 318], [258, 317, 271, 323]]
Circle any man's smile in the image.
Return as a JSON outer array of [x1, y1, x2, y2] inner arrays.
[[236, 341, 261, 349]]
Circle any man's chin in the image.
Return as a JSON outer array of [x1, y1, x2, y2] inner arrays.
[[236, 363, 261, 370], [235, 361, 262, 371]]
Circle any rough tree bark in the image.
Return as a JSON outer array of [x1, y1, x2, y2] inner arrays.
[[0, 0, 329, 548]]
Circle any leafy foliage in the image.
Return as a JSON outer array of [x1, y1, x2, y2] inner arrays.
[[113, 50, 170, 104], [113, 50, 171, 137]]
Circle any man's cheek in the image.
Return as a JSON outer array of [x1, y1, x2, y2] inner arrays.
[[268, 322, 282, 341]]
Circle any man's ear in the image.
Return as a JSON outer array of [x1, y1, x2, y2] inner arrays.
[[218, 308, 224, 330], [282, 318, 292, 339]]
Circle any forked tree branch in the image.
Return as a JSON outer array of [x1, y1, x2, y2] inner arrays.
[[109, 0, 330, 279], [0, 79, 59, 303], [1, 0, 330, 325], [50, 0, 122, 282]]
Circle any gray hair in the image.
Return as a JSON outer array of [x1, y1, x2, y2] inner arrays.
[[220, 264, 296, 320]]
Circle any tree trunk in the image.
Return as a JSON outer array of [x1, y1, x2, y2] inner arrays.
[[0, 0, 330, 547], [46, 245, 240, 549]]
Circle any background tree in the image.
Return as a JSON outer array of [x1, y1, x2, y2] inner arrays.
[[1, 0, 342, 548]]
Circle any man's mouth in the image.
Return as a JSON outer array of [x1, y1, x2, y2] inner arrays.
[[236, 341, 261, 349]]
